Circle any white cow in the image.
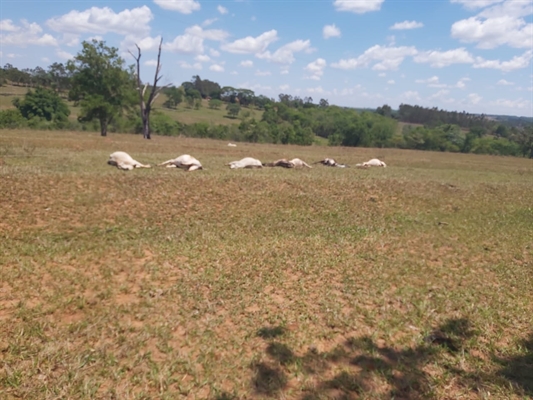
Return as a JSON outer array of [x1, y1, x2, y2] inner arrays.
[[265, 158, 312, 168], [158, 155, 203, 171], [227, 157, 263, 169], [314, 158, 347, 168], [361, 158, 387, 167], [227, 143, 237, 147], [107, 151, 151, 170]]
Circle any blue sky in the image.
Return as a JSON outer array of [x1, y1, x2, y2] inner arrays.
[[1, 0, 532, 116]]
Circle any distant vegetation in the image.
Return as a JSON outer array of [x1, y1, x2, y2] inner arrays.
[[1, 40, 532, 157]]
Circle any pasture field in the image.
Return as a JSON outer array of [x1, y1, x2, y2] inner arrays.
[[0, 129, 532, 399], [0, 85, 254, 126]]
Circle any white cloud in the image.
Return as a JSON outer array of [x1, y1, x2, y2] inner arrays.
[[178, 61, 202, 69], [466, 93, 482, 104], [122, 35, 162, 52], [153, 0, 200, 14], [257, 39, 313, 64], [455, 77, 470, 88], [428, 89, 451, 100], [450, 0, 504, 10], [221, 30, 278, 54], [331, 45, 417, 71], [387, 79, 395, 84], [62, 33, 79, 47], [305, 58, 327, 80], [56, 49, 74, 60], [378, 72, 386, 77], [217, 5, 228, 14], [165, 34, 204, 54], [279, 84, 290, 91], [414, 48, 474, 67], [402, 91, 421, 101], [334, 0, 384, 13], [47, 6, 153, 36], [415, 76, 440, 84], [210, 64, 224, 72], [210, 48, 220, 57], [280, 66, 290, 75], [202, 18, 218, 27], [144, 59, 158, 66], [497, 79, 514, 85], [1, 20, 58, 47], [255, 70, 272, 76], [306, 86, 327, 94], [162, 26, 228, 55], [478, 0, 532, 18], [195, 54, 211, 62], [240, 60, 253, 67], [473, 50, 533, 72], [490, 97, 531, 111], [390, 20, 424, 30], [451, 16, 533, 49], [185, 25, 229, 41], [0, 19, 19, 31], [323, 24, 341, 39], [42, 57, 50, 63]]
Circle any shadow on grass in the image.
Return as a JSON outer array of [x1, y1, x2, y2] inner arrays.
[[496, 332, 533, 395], [247, 318, 532, 399]]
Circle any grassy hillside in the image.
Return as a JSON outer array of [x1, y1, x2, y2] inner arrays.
[[1, 130, 532, 399], [0, 84, 260, 126]]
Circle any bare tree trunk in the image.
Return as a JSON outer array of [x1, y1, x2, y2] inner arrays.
[[100, 118, 107, 137], [129, 38, 167, 140]]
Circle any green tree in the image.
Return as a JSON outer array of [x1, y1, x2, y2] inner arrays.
[[208, 99, 223, 109], [67, 40, 135, 136], [226, 103, 241, 118], [163, 86, 183, 109], [13, 87, 70, 123]]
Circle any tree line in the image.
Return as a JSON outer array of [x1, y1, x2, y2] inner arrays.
[[0, 39, 532, 157]]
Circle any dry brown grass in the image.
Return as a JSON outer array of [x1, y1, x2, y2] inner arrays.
[[1, 129, 532, 399]]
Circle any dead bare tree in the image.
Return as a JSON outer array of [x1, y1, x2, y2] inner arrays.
[[129, 38, 168, 140]]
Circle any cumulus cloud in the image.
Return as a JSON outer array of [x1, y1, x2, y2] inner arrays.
[[195, 54, 211, 62], [323, 24, 341, 39], [490, 97, 531, 111], [178, 61, 202, 69], [153, 0, 200, 14], [217, 5, 228, 14], [402, 91, 421, 101], [331, 45, 417, 71], [240, 60, 253, 67], [450, 0, 504, 10], [257, 39, 313, 64], [451, 16, 532, 49], [279, 84, 290, 91], [163, 25, 228, 55], [210, 48, 221, 57], [144, 59, 158, 66], [1, 20, 58, 47], [466, 93, 482, 104], [497, 79, 514, 85], [185, 25, 229, 41], [413, 48, 474, 67], [334, 0, 384, 13], [122, 35, 162, 52], [56, 49, 74, 60], [165, 34, 204, 54], [387, 80, 395, 84], [210, 64, 224, 72], [0, 19, 19, 31], [221, 30, 278, 54], [255, 70, 272, 76], [305, 58, 327, 80], [47, 6, 153, 36], [202, 18, 218, 27], [390, 20, 424, 30], [473, 50, 532, 72]]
